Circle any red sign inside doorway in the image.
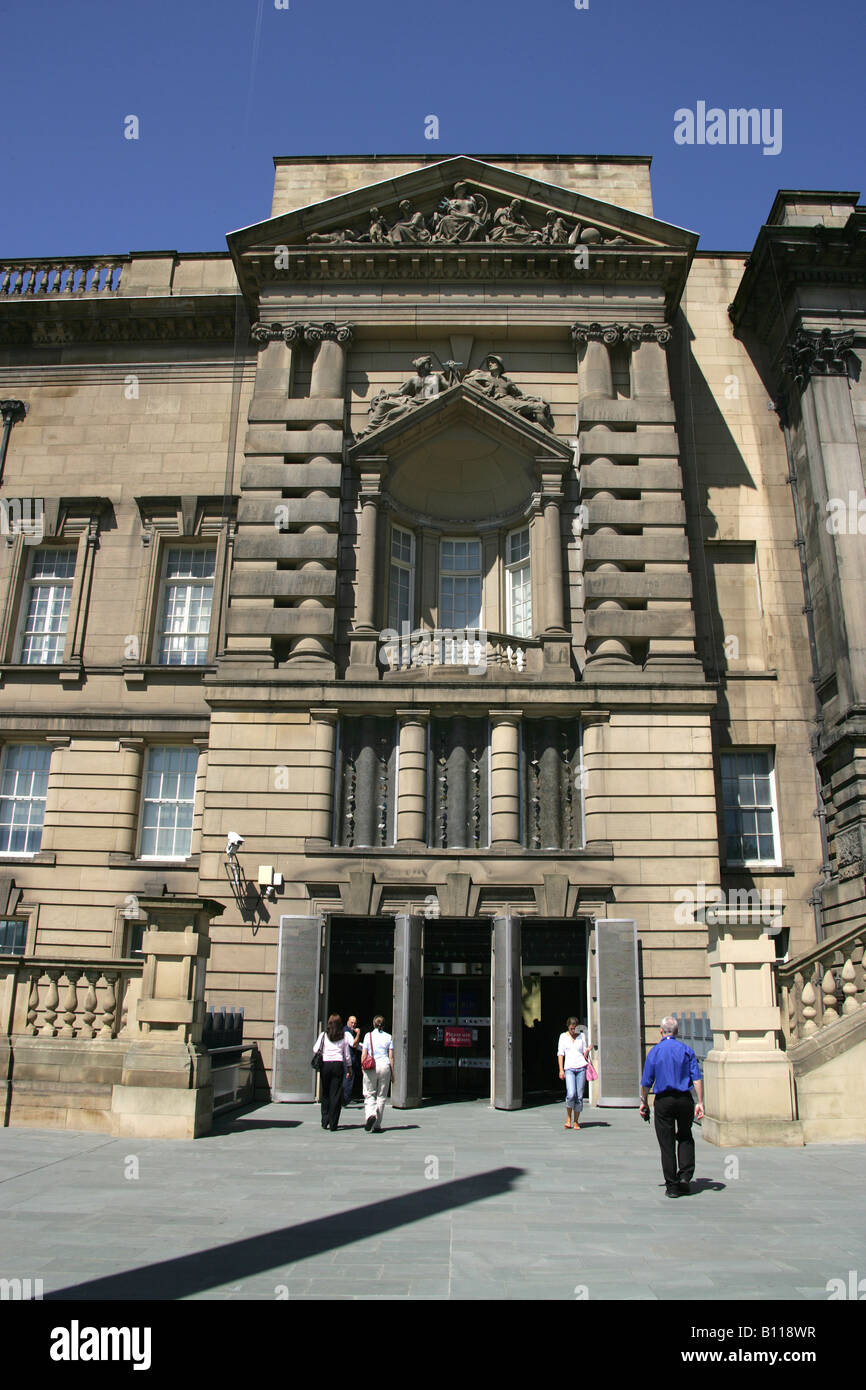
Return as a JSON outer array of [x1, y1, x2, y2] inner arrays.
[[444, 1027, 473, 1049]]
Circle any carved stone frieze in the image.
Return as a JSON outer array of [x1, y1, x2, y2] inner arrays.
[[571, 321, 673, 347], [303, 182, 639, 251], [785, 328, 858, 392]]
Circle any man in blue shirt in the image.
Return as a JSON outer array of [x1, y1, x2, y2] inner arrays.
[[640, 1016, 705, 1198]]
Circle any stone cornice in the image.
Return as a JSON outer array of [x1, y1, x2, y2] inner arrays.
[[0, 297, 237, 347], [729, 210, 866, 344]]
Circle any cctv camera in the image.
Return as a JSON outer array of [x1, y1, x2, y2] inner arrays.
[[226, 831, 244, 855]]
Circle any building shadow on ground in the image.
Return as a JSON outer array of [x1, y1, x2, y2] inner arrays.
[[45, 1167, 525, 1301]]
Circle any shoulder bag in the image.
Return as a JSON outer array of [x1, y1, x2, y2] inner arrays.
[[311, 1032, 325, 1072], [362, 1031, 376, 1071]]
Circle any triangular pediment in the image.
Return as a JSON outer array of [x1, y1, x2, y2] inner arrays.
[[232, 156, 697, 261], [350, 382, 570, 526], [348, 380, 573, 459]]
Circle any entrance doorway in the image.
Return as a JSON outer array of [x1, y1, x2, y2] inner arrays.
[[423, 922, 491, 1098], [521, 922, 589, 1098], [327, 919, 395, 1098]]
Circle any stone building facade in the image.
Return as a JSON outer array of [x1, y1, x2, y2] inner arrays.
[[0, 155, 862, 1123]]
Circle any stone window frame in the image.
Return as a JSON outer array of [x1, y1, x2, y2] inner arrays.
[[127, 495, 234, 685], [136, 742, 204, 863], [13, 545, 77, 666], [152, 542, 218, 667], [0, 741, 52, 860], [718, 745, 782, 868], [381, 508, 542, 640], [387, 523, 416, 631], [505, 524, 532, 638], [0, 497, 110, 679]]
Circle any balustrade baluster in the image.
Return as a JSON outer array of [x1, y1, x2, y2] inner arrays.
[[58, 970, 81, 1037], [24, 972, 40, 1034], [39, 969, 61, 1037], [98, 972, 118, 1038], [801, 977, 818, 1036], [79, 970, 100, 1039], [821, 968, 840, 1026], [841, 958, 859, 1015]]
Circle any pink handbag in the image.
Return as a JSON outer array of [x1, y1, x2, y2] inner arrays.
[[586, 1059, 598, 1082]]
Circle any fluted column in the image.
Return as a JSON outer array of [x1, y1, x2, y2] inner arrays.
[[309, 707, 338, 841], [396, 709, 429, 845], [490, 711, 521, 846]]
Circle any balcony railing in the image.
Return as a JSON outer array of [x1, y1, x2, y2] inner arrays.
[[381, 626, 542, 675], [0, 957, 142, 1039], [0, 258, 126, 298]]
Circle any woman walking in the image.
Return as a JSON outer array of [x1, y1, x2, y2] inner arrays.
[[557, 1017, 593, 1130], [314, 1013, 353, 1131], [360, 1015, 394, 1133]]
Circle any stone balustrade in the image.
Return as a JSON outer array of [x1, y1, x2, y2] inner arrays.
[[381, 627, 542, 675], [778, 926, 865, 1046], [0, 957, 142, 1040], [0, 259, 126, 297]]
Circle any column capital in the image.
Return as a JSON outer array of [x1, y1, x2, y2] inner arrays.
[[570, 321, 671, 348], [304, 321, 355, 346], [785, 328, 857, 391], [309, 706, 340, 722], [396, 707, 430, 723], [489, 708, 523, 724], [250, 321, 305, 346]]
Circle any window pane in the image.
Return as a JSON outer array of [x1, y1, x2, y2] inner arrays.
[[157, 548, 215, 665], [0, 919, 27, 954], [20, 549, 76, 665], [0, 745, 50, 856], [140, 746, 197, 858], [720, 750, 776, 862]]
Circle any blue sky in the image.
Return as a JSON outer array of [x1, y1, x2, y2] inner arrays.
[[1, 0, 862, 257]]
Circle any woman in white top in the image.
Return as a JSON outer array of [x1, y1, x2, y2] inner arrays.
[[556, 1016, 593, 1130], [314, 1013, 353, 1131], [360, 1015, 395, 1132]]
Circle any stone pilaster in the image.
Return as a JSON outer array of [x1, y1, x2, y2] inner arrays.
[[308, 707, 338, 842], [536, 461, 573, 678]]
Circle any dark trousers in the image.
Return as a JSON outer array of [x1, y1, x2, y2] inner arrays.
[[320, 1061, 345, 1131], [343, 1050, 360, 1104], [653, 1090, 696, 1187]]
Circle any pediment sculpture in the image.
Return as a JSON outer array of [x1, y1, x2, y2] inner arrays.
[[355, 352, 554, 439], [307, 182, 636, 250]]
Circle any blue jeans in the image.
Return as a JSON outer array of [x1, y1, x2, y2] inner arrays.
[[565, 1067, 587, 1113]]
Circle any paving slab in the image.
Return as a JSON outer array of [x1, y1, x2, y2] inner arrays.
[[0, 1101, 863, 1301]]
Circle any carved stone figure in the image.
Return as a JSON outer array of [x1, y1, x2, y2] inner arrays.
[[307, 227, 364, 245], [368, 208, 388, 244], [489, 200, 543, 245], [464, 354, 554, 430], [541, 212, 571, 245], [356, 355, 459, 438], [431, 183, 489, 243], [387, 200, 432, 244]]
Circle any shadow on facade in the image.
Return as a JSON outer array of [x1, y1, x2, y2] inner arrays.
[[45, 1167, 525, 1301]]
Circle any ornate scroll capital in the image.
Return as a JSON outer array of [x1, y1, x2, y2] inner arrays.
[[250, 321, 304, 347], [571, 322, 671, 348], [785, 328, 857, 391], [304, 321, 355, 346]]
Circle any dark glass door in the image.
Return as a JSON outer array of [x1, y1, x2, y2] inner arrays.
[[423, 922, 491, 1096]]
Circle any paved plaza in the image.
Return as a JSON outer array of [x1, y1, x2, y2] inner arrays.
[[0, 1099, 863, 1301]]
